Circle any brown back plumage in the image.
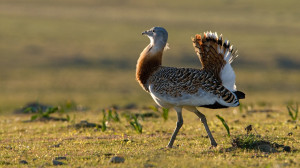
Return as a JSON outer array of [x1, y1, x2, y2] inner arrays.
[[192, 33, 228, 82]]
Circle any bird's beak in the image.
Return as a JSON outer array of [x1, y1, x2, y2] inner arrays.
[[142, 30, 150, 35]]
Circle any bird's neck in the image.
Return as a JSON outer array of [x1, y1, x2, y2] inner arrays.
[[149, 39, 166, 55], [136, 44, 163, 91]]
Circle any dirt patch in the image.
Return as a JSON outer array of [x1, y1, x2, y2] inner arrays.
[[71, 120, 102, 129], [23, 116, 69, 122], [14, 102, 52, 114], [247, 109, 279, 113], [231, 134, 291, 153]]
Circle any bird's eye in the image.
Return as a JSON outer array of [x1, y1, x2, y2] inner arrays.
[[152, 30, 155, 32]]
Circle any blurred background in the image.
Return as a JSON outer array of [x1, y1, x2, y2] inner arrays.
[[0, 0, 299, 113]]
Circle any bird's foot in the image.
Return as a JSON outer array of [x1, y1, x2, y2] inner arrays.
[[166, 145, 173, 148], [209, 143, 218, 149]]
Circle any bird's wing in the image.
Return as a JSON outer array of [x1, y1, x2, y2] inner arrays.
[[148, 67, 238, 106], [192, 32, 238, 83]]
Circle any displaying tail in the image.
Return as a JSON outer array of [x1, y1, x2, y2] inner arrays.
[[192, 31, 238, 92]]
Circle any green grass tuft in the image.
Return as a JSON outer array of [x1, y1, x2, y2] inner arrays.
[[287, 103, 298, 121], [232, 134, 263, 149], [162, 108, 169, 121], [101, 109, 107, 132], [149, 106, 169, 121], [129, 115, 143, 134], [216, 115, 231, 137], [30, 106, 59, 121]]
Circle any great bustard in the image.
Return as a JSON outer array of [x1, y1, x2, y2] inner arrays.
[[136, 27, 245, 148]]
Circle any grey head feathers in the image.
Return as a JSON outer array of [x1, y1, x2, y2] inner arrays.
[[142, 27, 168, 51]]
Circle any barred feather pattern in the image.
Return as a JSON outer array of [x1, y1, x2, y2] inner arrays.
[[148, 66, 238, 105], [192, 31, 238, 91]]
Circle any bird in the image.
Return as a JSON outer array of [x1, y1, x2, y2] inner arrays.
[[136, 27, 245, 148]]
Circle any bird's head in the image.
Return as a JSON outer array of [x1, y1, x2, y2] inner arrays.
[[142, 27, 168, 48]]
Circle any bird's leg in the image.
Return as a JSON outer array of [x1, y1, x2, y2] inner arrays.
[[167, 107, 183, 148], [196, 111, 218, 147], [185, 106, 217, 147]]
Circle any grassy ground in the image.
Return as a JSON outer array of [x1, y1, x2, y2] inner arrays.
[[0, 104, 299, 167], [0, 0, 300, 167]]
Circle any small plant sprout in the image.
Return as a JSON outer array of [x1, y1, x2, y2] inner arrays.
[[59, 100, 77, 113], [109, 109, 120, 122], [101, 109, 107, 132], [66, 114, 70, 122], [216, 115, 231, 137], [162, 108, 169, 121], [100, 108, 121, 132], [130, 115, 142, 134], [103, 108, 120, 122], [149, 105, 159, 113], [30, 106, 59, 121], [287, 103, 298, 121], [149, 105, 169, 121]]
